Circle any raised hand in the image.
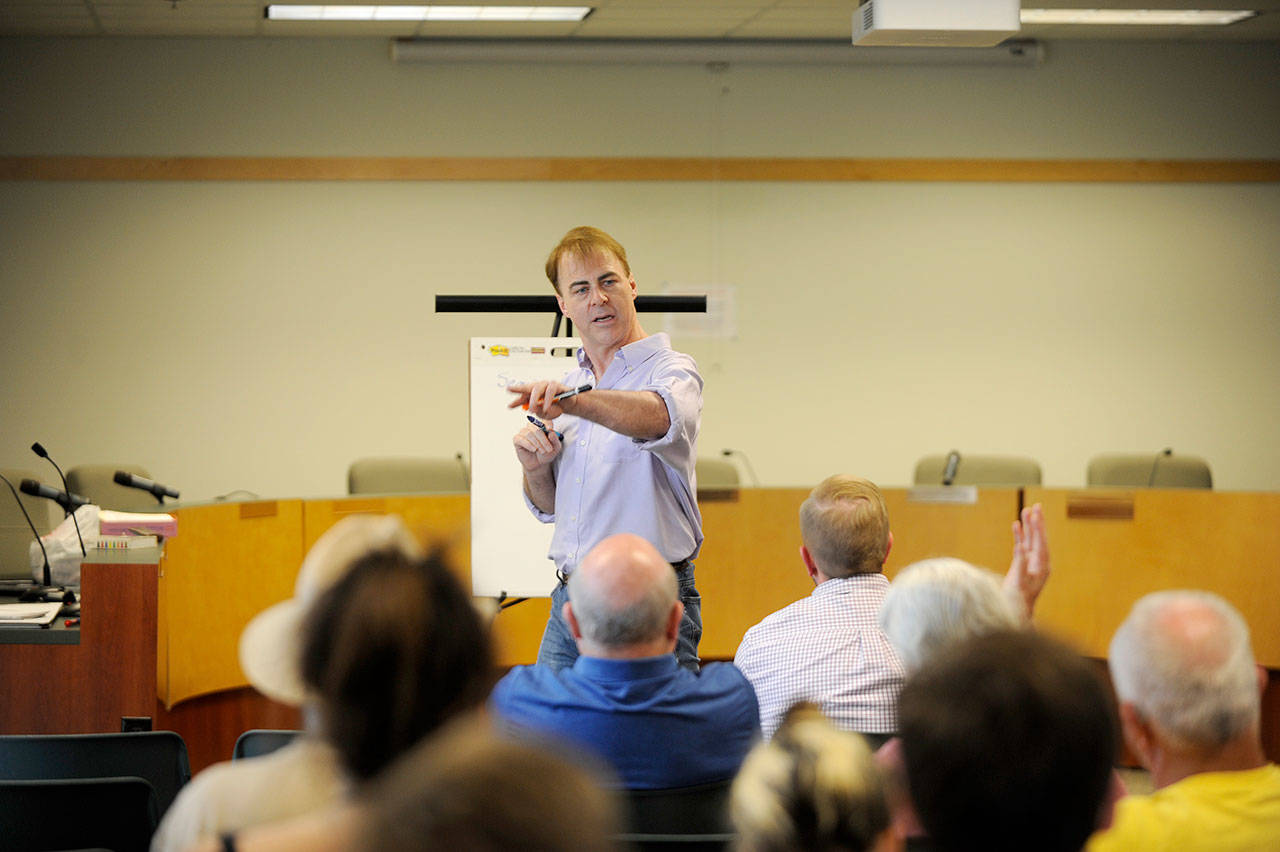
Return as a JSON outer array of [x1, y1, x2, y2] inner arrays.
[[1004, 502, 1049, 620]]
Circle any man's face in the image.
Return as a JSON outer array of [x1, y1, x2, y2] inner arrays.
[[554, 249, 638, 352]]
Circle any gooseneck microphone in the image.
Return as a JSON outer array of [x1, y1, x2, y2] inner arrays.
[[454, 453, 471, 490], [942, 450, 962, 486], [720, 448, 760, 487], [1147, 447, 1174, 487], [113, 471, 180, 503], [0, 473, 52, 589], [20, 479, 90, 513], [31, 442, 87, 557]]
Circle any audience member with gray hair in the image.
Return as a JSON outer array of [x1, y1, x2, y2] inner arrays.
[[490, 532, 760, 789], [870, 514, 1122, 845], [1086, 590, 1279, 852], [731, 703, 895, 852], [877, 556, 1023, 673]]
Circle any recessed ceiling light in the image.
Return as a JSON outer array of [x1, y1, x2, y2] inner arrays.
[[265, 5, 593, 22], [1020, 9, 1256, 26]]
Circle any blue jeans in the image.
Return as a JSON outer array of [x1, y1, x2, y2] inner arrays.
[[536, 562, 703, 673]]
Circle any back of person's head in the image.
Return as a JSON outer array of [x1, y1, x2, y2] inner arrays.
[[545, 225, 632, 292], [731, 704, 891, 852], [358, 719, 620, 852], [1109, 590, 1259, 749], [568, 533, 678, 649], [878, 558, 1020, 672], [299, 546, 494, 781], [799, 475, 890, 578], [898, 630, 1116, 852]]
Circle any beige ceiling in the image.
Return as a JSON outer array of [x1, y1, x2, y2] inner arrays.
[[1, 0, 1277, 41]]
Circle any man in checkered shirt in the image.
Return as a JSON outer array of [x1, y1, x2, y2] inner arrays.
[[733, 474, 904, 741]]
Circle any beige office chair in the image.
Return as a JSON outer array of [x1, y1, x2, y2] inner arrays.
[[913, 454, 1043, 487], [347, 456, 469, 495], [0, 469, 57, 580], [695, 457, 740, 493], [1087, 452, 1212, 489], [65, 464, 161, 512]]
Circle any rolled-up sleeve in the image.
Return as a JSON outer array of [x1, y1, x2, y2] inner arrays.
[[522, 486, 555, 523], [636, 352, 703, 474]]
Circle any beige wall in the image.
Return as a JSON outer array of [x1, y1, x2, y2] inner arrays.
[[1, 37, 1278, 499]]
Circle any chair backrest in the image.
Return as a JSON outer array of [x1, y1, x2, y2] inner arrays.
[[233, 728, 303, 761], [0, 731, 190, 818], [913, 454, 1043, 487], [695, 458, 740, 492], [619, 778, 735, 850], [0, 776, 159, 852], [65, 464, 159, 512], [347, 456, 468, 495], [0, 468, 56, 580], [1087, 453, 1212, 489]]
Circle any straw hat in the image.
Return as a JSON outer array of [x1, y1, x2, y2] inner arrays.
[[239, 514, 422, 706]]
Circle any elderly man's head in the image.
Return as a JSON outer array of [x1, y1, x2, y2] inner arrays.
[[1109, 590, 1261, 756], [566, 534, 682, 658], [878, 557, 1022, 672]]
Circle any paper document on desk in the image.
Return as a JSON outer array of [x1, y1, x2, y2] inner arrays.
[[98, 510, 177, 538], [0, 602, 62, 627]]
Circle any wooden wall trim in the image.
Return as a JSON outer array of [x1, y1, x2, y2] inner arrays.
[[2, 156, 1278, 183]]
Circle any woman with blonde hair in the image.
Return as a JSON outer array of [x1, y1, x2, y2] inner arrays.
[[732, 703, 897, 852]]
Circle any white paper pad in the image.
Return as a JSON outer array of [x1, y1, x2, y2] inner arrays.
[[0, 601, 62, 627]]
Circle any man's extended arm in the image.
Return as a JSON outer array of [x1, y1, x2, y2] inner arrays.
[[509, 381, 670, 441], [559, 389, 669, 440]]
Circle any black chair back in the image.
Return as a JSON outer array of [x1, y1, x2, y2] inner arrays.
[[233, 728, 303, 761], [619, 778, 735, 851], [0, 776, 159, 852], [0, 731, 190, 818]]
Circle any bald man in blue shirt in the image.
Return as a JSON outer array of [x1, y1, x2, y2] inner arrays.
[[490, 533, 759, 790]]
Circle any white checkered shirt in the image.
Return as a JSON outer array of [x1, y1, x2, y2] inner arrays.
[[734, 573, 905, 739]]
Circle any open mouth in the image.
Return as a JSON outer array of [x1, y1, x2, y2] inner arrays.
[[591, 314, 615, 324]]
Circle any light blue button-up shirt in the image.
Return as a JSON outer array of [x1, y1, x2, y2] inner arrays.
[[524, 333, 703, 575]]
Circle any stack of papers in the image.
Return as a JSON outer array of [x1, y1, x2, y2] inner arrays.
[[0, 601, 62, 628], [98, 510, 177, 538]]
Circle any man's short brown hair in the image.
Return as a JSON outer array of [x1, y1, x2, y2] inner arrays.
[[545, 226, 632, 293], [798, 475, 890, 578]]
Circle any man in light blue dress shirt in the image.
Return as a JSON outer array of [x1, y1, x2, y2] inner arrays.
[[509, 226, 704, 671]]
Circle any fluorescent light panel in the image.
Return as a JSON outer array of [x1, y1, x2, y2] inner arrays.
[[266, 5, 592, 22], [1020, 9, 1256, 26]]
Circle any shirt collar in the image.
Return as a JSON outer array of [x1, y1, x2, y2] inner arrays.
[[573, 653, 680, 681], [576, 332, 669, 375], [812, 572, 890, 597]]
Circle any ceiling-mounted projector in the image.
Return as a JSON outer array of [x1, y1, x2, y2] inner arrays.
[[852, 0, 1021, 47]]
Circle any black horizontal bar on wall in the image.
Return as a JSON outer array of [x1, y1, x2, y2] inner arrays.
[[435, 294, 707, 313]]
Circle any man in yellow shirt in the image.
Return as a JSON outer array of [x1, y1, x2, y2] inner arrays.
[[1088, 590, 1280, 852]]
